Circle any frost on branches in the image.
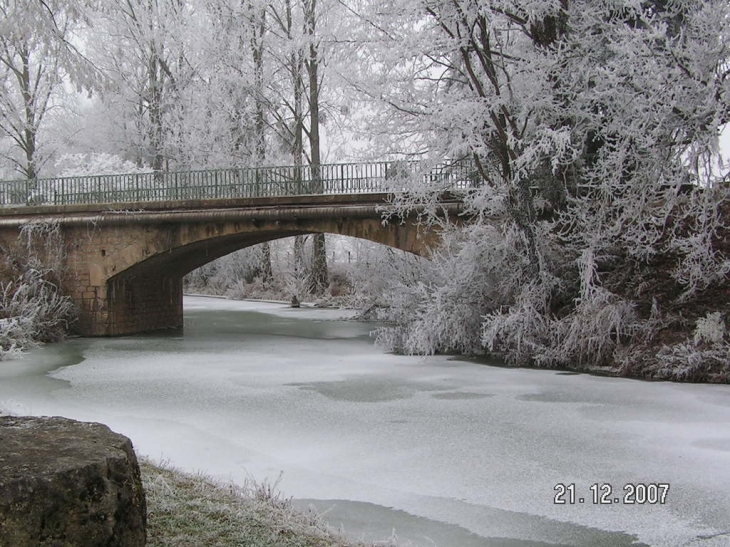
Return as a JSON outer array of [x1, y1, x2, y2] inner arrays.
[[365, 0, 730, 381], [0, 222, 75, 360]]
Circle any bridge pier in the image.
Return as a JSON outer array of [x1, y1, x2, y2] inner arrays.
[[107, 275, 183, 336], [67, 272, 184, 337]]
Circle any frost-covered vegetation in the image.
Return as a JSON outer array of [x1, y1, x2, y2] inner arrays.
[[141, 459, 390, 547], [356, 0, 730, 382], [0, 222, 75, 360], [2, 0, 729, 381], [184, 235, 375, 306]]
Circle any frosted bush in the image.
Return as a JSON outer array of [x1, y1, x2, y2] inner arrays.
[[550, 289, 638, 368], [0, 269, 75, 360], [482, 253, 638, 369], [0, 317, 34, 359], [693, 312, 726, 346], [482, 284, 552, 365], [185, 245, 275, 294], [19, 220, 65, 276], [635, 312, 730, 381], [1, 221, 75, 360], [655, 343, 730, 382], [670, 191, 730, 299], [226, 279, 249, 300], [548, 249, 638, 367], [376, 219, 551, 355]]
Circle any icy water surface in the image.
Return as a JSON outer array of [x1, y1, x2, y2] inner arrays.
[[1, 296, 729, 547]]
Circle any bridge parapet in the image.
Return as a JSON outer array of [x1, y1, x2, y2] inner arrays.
[[0, 160, 477, 208]]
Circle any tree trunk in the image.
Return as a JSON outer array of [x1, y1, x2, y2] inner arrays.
[[249, 2, 273, 281], [19, 44, 37, 181], [293, 234, 306, 292], [148, 40, 164, 175], [260, 241, 273, 285], [303, 0, 328, 295], [309, 233, 328, 295]]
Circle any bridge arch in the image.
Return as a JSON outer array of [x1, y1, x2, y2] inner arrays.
[[89, 215, 438, 336]]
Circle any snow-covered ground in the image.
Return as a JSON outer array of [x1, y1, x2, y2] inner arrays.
[[1, 296, 728, 546]]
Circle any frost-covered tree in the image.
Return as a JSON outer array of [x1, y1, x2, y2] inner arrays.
[[355, 0, 730, 379], [0, 0, 97, 178], [89, 0, 197, 170]]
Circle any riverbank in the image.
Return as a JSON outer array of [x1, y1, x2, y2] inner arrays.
[[0, 408, 379, 547], [142, 459, 380, 547]]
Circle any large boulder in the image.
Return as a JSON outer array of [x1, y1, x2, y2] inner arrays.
[[0, 416, 146, 547]]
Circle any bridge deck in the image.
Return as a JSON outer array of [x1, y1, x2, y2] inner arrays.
[[0, 160, 476, 209]]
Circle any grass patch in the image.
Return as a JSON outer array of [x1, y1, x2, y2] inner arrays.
[[141, 459, 388, 547]]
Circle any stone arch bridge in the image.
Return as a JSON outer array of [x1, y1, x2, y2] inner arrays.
[[0, 161, 471, 336]]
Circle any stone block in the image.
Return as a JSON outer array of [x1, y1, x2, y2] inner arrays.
[[0, 416, 146, 547]]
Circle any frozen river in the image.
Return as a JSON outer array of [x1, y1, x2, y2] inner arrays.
[[1, 296, 729, 546]]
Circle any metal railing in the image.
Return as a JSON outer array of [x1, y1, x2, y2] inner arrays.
[[0, 159, 479, 208]]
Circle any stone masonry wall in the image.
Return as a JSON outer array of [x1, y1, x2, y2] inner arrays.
[[107, 275, 183, 336]]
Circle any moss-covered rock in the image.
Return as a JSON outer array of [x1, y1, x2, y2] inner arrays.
[[0, 416, 146, 547]]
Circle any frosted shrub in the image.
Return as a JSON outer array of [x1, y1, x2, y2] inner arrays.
[[670, 191, 730, 299], [376, 221, 543, 355], [482, 282, 552, 365], [655, 343, 730, 382], [482, 287, 639, 368], [548, 288, 638, 368], [345, 247, 421, 314], [693, 312, 726, 346], [482, 250, 638, 368], [0, 221, 75, 360], [184, 244, 283, 298], [548, 250, 638, 367], [0, 269, 75, 360], [645, 313, 729, 381], [0, 317, 33, 359], [19, 221, 66, 277], [226, 279, 249, 300], [55, 153, 146, 177], [227, 278, 272, 301]]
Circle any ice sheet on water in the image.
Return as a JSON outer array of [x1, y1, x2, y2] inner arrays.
[[2, 295, 730, 547], [185, 295, 360, 320]]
